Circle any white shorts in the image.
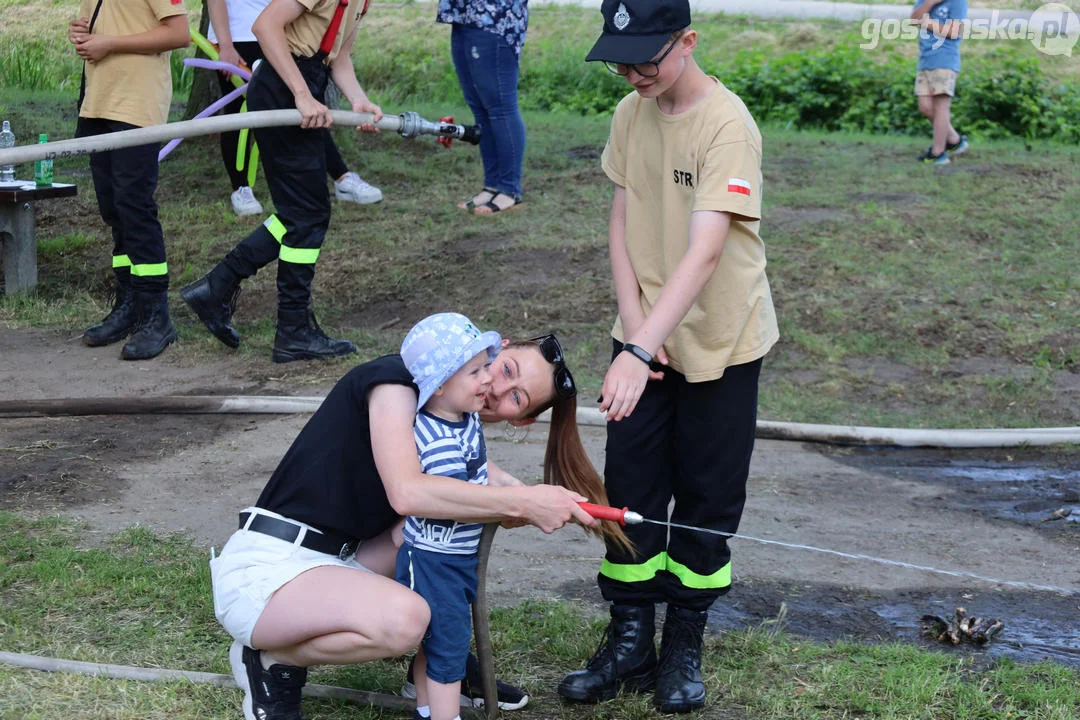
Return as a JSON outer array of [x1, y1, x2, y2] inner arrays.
[[210, 507, 372, 647]]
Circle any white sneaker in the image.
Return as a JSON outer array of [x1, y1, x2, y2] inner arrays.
[[334, 171, 383, 204], [230, 186, 263, 216]]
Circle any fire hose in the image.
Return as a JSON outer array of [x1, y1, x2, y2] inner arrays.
[[575, 503, 1076, 595], [0, 110, 480, 167]]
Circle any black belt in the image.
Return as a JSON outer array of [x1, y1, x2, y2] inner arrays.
[[239, 511, 360, 560]]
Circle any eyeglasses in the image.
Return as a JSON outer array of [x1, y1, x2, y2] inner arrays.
[[529, 334, 577, 400], [604, 32, 684, 78]]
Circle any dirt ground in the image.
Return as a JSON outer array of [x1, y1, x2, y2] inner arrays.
[[2, 326, 1079, 669]]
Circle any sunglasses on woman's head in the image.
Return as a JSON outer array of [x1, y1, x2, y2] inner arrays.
[[529, 334, 577, 400]]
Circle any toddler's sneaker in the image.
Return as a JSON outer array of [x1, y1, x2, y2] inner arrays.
[[917, 147, 950, 165], [229, 639, 308, 720], [400, 652, 529, 710], [231, 186, 264, 216], [946, 134, 969, 156], [334, 171, 383, 204]]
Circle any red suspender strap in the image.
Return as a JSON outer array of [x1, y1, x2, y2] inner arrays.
[[318, 0, 350, 57]]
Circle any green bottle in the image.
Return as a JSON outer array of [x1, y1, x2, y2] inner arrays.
[[34, 133, 52, 187]]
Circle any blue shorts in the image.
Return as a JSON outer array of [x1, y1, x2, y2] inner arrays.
[[395, 544, 478, 683]]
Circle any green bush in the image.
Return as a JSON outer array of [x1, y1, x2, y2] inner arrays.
[[955, 49, 1069, 141], [711, 45, 1080, 143]]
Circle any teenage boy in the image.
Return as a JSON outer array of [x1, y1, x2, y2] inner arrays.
[[558, 0, 778, 713], [182, 0, 381, 362], [912, 0, 969, 164], [70, 0, 190, 359]]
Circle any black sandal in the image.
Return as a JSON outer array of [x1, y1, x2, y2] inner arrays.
[[472, 192, 524, 215], [458, 187, 499, 211]]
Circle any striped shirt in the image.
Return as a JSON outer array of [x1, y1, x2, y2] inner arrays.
[[402, 410, 488, 554]]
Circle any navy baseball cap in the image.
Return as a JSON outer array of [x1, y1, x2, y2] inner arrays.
[[585, 0, 692, 65]]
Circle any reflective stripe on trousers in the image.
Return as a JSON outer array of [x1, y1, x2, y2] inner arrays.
[[598, 346, 763, 611]]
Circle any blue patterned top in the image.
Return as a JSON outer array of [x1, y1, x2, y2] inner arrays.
[[437, 0, 529, 57]]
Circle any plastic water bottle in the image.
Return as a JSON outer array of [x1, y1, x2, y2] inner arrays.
[[0, 121, 15, 182], [34, 133, 52, 187]]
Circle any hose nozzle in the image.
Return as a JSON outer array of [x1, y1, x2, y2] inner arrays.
[[577, 502, 644, 526], [396, 111, 481, 145]]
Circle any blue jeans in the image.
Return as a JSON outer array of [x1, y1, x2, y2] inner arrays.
[[450, 24, 525, 198]]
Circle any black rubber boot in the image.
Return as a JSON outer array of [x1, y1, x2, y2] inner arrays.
[[83, 273, 135, 346], [180, 266, 242, 348], [121, 290, 177, 361], [654, 605, 708, 713], [271, 308, 356, 363], [557, 603, 657, 703]]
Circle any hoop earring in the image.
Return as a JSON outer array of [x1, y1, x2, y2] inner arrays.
[[501, 422, 530, 443]]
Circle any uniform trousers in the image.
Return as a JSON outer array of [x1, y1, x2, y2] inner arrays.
[[599, 340, 763, 611]]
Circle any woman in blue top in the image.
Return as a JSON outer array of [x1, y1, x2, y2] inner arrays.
[[440, 0, 528, 214]]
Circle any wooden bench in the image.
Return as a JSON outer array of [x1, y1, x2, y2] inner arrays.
[[0, 182, 78, 295]]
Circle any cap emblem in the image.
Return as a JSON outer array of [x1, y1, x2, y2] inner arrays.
[[613, 2, 631, 31]]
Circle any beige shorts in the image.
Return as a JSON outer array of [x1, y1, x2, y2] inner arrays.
[[210, 507, 372, 647], [915, 69, 958, 97]]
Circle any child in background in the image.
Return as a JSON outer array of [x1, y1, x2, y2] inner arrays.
[[181, 0, 382, 363], [69, 0, 189, 359], [396, 312, 514, 720], [911, 0, 969, 164], [205, 0, 383, 215]]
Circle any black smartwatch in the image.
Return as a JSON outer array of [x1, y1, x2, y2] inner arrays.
[[621, 343, 653, 366]]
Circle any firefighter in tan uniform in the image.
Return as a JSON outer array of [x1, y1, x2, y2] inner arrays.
[[71, 0, 189, 359]]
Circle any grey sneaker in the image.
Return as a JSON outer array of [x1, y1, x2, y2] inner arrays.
[[917, 147, 950, 165], [400, 652, 529, 710], [231, 186, 263, 216], [334, 171, 383, 204], [946, 134, 969, 156]]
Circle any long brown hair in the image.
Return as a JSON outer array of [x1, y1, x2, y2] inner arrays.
[[510, 341, 635, 555]]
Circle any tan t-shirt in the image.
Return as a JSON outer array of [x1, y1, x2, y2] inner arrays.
[[287, 0, 367, 62], [78, 0, 186, 128], [601, 80, 779, 382]]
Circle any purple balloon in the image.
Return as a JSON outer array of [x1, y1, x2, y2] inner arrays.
[[183, 56, 252, 80], [158, 82, 249, 162]]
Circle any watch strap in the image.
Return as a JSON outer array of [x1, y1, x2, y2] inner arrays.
[[621, 343, 653, 365]]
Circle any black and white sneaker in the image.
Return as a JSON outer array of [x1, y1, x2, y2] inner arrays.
[[400, 652, 529, 711], [229, 639, 309, 720], [946, 134, 969, 156]]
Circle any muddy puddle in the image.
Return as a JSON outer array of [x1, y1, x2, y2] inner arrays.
[[709, 578, 1080, 669], [838, 447, 1080, 531], [706, 447, 1080, 669]]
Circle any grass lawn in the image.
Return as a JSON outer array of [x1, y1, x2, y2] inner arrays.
[[2, 513, 1078, 719], [1, 2, 1078, 717], [1, 86, 1077, 429]]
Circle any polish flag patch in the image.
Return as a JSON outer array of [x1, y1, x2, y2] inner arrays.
[[727, 177, 751, 196]]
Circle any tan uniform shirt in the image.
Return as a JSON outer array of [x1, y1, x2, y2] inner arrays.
[[287, 0, 367, 61], [601, 79, 779, 382], [78, 0, 186, 127]]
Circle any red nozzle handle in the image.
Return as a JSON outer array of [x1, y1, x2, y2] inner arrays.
[[578, 502, 628, 525], [437, 116, 454, 148]]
